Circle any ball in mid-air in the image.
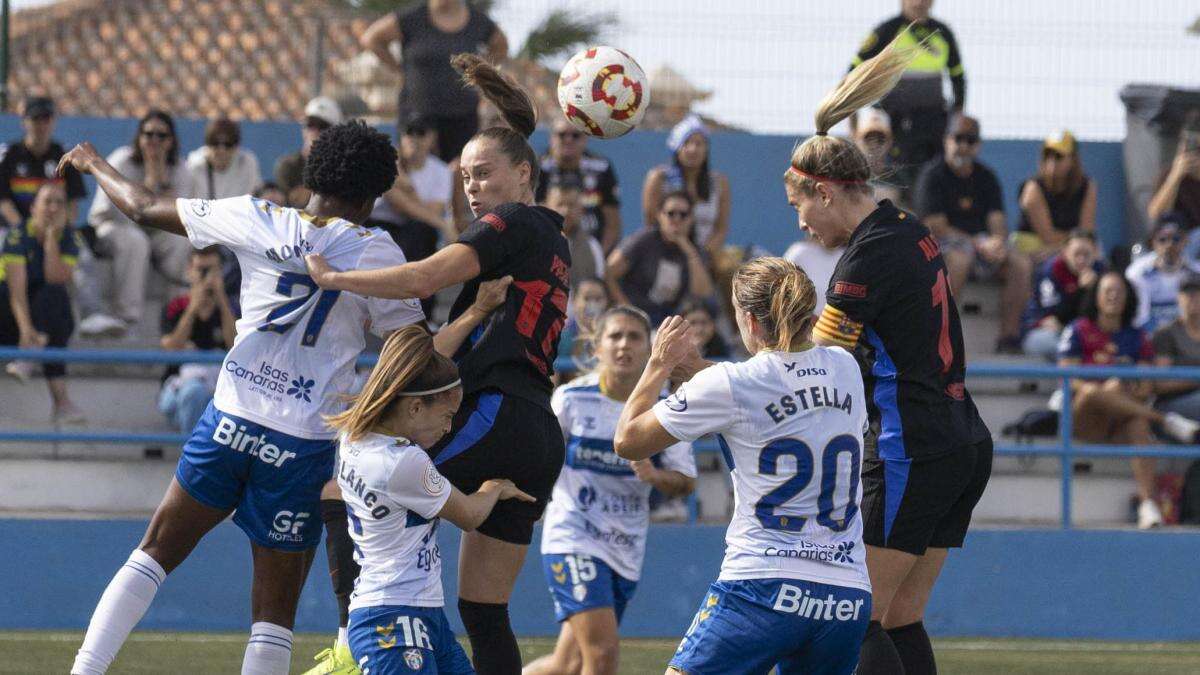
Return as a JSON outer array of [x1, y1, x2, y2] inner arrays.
[[557, 46, 649, 139]]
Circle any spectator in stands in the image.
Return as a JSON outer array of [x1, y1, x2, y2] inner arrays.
[[679, 298, 731, 359], [1022, 229, 1103, 360], [0, 183, 83, 422], [1126, 215, 1187, 332], [273, 96, 342, 208], [555, 277, 609, 383], [543, 180, 605, 290], [80, 110, 197, 338], [851, 0, 965, 192], [1153, 273, 1200, 425], [367, 116, 455, 319], [185, 118, 262, 200], [607, 190, 714, 324], [850, 106, 904, 206], [915, 114, 1032, 352], [1147, 113, 1200, 230], [1059, 271, 1200, 529], [360, 0, 508, 161], [642, 114, 730, 259], [1015, 131, 1097, 259], [158, 246, 235, 434], [783, 235, 844, 315], [535, 117, 623, 252], [0, 96, 86, 229]]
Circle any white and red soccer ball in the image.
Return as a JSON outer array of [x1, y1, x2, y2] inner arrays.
[[556, 46, 649, 139]]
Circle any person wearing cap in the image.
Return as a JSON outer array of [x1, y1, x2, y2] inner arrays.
[[367, 116, 454, 321], [1016, 130, 1098, 259], [915, 114, 1032, 353], [1148, 112, 1200, 232], [0, 96, 87, 230], [1152, 272, 1200, 444], [360, 0, 508, 162], [535, 117, 623, 253], [273, 96, 343, 208], [1126, 215, 1189, 333], [850, 106, 904, 207], [641, 114, 730, 260]]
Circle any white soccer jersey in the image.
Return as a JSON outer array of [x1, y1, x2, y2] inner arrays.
[[176, 196, 425, 439], [541, 373, 696, 581], [338, 432, 451, 610], [653, 348, 870, 592]]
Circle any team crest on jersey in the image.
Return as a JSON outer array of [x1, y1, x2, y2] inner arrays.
[[572, 582, 588, 602], [403, 648, 424, 670], [664, 389, 687, 412], [190, 200, 212, 218], [421, 463, 444, 495]]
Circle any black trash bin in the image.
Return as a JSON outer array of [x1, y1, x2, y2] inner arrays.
[[1119, 84, 1200, 240]]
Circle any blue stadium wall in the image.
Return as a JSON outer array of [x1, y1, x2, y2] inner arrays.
[[7, 519, 1199, 640], [0, 115, 1129, 252]]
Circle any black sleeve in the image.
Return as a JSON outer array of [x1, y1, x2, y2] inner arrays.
[[982, 168, 1004, 215], [599, 162, 619, 206], [0, 145, 15, 203], [941, 22, 966, 109], [457, 202, 535, 276], [851, 17, 901, 70], [822, 233, 896, 328]]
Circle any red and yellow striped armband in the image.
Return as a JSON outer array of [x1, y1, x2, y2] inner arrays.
[[813, 304, 863, 349]]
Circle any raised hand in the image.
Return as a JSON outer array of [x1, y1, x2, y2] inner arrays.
[[56, 142, 102, 177], [650, 315, 698, 371]]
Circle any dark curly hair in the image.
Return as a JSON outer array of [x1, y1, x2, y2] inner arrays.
[[302, 120, 398, 205], [1079, 270, 1139, 330]]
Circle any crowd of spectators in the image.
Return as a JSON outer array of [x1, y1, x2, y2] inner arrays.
[[3, 0, 1200, 527]]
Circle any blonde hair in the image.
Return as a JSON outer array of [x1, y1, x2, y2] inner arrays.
[[785, 30, 925, 195], [325, 326, 460, 443], [733, 257, 818, 352]]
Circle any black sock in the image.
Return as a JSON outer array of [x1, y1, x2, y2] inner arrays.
[[858, 619, 905, 675], [458, 598, 521, 675], [320, 499, 360, 627], [887, 621, 936, 675]]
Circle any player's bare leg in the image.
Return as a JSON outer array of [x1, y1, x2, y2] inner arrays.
[[458, 530, 528, 674], [241, 543, 318, 674], [564, 608, 619, 675], [856, 544, 917, 675], [522, 621, 582, 675]]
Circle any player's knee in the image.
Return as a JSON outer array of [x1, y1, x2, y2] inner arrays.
[[458, 598, 511, 635], [883, 592, 929, 628], [320, 479, 342, 500], [577, 633, 619, 673]]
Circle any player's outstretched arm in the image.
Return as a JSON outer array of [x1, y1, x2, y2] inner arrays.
[[57, 142, 184, 236], [615, 316, 696, 460], [433, 275, 512, 357], [439, 479, 534, 532], [306, 242, 482, 300]]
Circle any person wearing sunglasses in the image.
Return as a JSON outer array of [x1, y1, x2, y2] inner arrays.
[[273, 96, 343, 208], [185, 118, 262, 201], [80, 109, 199, 338], [535, 117, 623, 254], [0, 96, 87, 231], [914, 114, 1032, 353], [1016, 131, 1098, 259], [605, 190, 713, 325], [1126, 215, 1190, 333]]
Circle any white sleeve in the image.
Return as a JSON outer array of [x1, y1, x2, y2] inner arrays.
[[175, 195, 256, 251], [384, 449, 452, 520], [1125, 268, 1150, 329], [652, 364, 737, 442], [551, 386, 572, 442], [588, 239, 606, 277], [355, 237, 426, 336], [658, 440, 697, 478]]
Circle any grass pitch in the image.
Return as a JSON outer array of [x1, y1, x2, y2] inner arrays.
[[6, 631, 1200, 674]]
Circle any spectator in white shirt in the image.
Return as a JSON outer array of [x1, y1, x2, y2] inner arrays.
[[1126, 215, 1189, 333], [79, 110, 198, 337], [185, 118, 262, 200], [783, 235, 845, 315]]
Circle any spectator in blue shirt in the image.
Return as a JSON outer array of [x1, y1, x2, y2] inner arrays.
[[1022, 229, 1103, 360], [1126, 215, 1188, 333]]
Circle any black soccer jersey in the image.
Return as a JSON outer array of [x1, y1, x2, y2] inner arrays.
[[450, 202, 572, 412], [815, 200, 989, 459]]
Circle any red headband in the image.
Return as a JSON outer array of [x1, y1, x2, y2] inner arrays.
[[787, 166, 866, 185]]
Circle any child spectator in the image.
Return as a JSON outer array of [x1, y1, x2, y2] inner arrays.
[[607, 190, 714, 324], [555, 277, 609, 383], [679, 298, 731, 359], [642, 115, 730, 259], [157, 246, 236, 434], [1059, 271, 1200, 529], [0, 183, 83, 422], [1022, 229, 1103, 360], [535, 117, 623, 252], [543, 179, 605, 289], [185, 118, 262, 200], [0, 96, 86, 229], [1016, 131, 1097, 258], [1126, 216, 1187, 333]]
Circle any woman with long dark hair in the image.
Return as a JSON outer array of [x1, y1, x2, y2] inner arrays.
[[640, 114, 731, 258]]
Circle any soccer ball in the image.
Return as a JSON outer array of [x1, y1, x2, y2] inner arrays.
[[556, 46, 649, 139]]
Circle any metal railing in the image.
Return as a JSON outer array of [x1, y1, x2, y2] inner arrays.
[[4, 348, 1200, 528]]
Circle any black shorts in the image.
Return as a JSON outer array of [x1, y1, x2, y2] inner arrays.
[[861, 433, 993, 556], [429, 388, 565, 545]]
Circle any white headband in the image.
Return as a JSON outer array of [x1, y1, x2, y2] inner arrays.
[[398, 379, 462, 397]]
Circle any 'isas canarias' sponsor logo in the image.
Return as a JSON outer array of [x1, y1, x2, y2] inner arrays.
[[224, 360, 315, 405], [763, 539, 856, 564]]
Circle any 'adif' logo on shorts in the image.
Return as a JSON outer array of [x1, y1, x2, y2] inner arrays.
[[212, 416, 298, 467]]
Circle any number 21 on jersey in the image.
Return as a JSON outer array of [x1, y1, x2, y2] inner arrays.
[[258, 272, 341, 347]]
